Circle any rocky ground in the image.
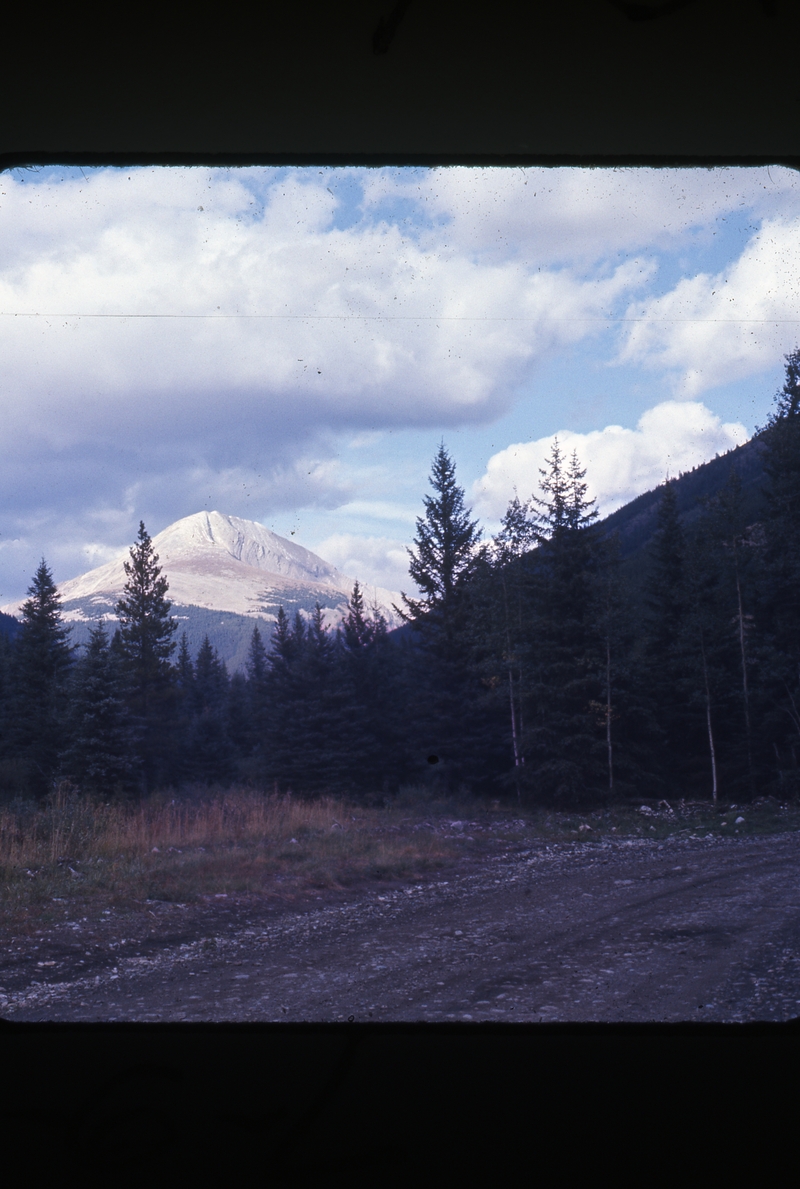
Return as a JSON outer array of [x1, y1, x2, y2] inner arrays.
[[3, 825, 800, 1023]]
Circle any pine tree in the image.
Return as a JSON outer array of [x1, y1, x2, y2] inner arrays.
[[396, 443, 485, 789], [60, 621, 137, 798], [476, 492, 539, 799], [193, 635, 229, 715], [263, 605, 334, 793], [756, 347, 800, 791], [176, 633, 194, 697], [245, 624, 270, 764], [641, 480, 693, 792], [699, 470, 762, 798], [398, 441, 483, 653], [225, 671, 252, 775], [115, 521, 177, 793], [183, 636, 234, 786], [680, 529, 728, 802], [9, 560, 73, 797], [337, 582, 404, 795], [519, 440, 606, 804], [265, 608, 307, 791]]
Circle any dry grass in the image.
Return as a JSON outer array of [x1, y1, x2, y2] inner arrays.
[[0, 784, 463, 922], [2, 782, 799, 928]]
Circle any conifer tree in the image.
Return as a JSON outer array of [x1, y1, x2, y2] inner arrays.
[[680, 530, 728, 802], [226, 671, 252, 774], [641, 480, 693, 792], [264, 607, 325, 791], [476, 492, 539, 799], [700, 470, 761, 797], [265, 608, 307, 791], [193, 635, 229, 715], [60, 621, 137, 798], [756, 347, 800, 789], [398, 441, 483, 653], [245, 624, 270, 763], [520, 440, 605, 803], [115, 521, 177, 793], [176, 633, 194, 697], [183, 636, 234, 786], [171, 632, 195, 785], [337, 582, 403, 795], [9, 560, 72, 797], [396, 443, 485, 789]]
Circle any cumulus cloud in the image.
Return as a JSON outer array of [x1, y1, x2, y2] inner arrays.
[[311, 533, 411, 597], [617, 217, 800, 396], [0, 164, 793, 599], [472, 402, 749, 522], [0, 168, 651, 509], [361, 166, 800, 266], [0, 167, 648, 437]]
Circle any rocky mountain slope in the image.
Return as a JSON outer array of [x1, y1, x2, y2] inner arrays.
[[1, 511, 403, 671]]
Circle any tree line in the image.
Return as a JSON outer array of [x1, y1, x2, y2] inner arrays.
[[3, 350, 800, 807]]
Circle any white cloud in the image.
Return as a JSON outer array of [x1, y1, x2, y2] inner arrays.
[[617, 216, 800, 396], [0, 164, 794, 600], [361, 166, 800, 266], [473, 401, 749, 521], [0, 167, 649, 444], [0, 165, 662, 597], [312, 533, 411, 596]]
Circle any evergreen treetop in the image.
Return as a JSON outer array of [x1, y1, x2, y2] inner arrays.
[[115, 521, 177, 683], [397, 442, 482, 624], [9, 559, 73, 796]]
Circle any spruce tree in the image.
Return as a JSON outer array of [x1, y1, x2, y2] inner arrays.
[[396, 444, 485, 789], [245, 624, 270, 766], [265, 608, 307, 791], [756, 347, 800, 790], [60, 621, 137, 798], [337, 581, 403, 795], [183, 636, 234, 786], [473, 492, 539, 800], [641, 480, 693, 793], [226, 671, 252, 776], [264, 606, 331, 793], [699, 471, 762, 798], [115, 521, 177, 793], [520, 440, 606, 804], [398, 441, 483, 653], [9, 560, 73, 797]]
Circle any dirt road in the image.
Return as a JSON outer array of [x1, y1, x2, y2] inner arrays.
[[3, 830, 800, 1022]]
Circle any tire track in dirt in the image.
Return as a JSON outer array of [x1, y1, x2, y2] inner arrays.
[[3, 833, 800, 1022]]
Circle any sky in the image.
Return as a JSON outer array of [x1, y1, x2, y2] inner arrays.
[[0, 163, 799, 603]]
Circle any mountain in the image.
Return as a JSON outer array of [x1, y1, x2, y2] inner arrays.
[[0, 511, 403, 671]]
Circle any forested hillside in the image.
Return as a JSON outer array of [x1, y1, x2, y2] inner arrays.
[[2, 352, 800, 809], [599, 434, 767, 560]]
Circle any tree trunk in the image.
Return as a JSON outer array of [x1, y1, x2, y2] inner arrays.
[[508, 667, 522, 804], [606, 636, 613, 792], [700, 635, 718, 803], [732, 548, 754, 789]]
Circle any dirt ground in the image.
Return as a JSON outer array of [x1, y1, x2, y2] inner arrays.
[[3, 828, 800, 1023]]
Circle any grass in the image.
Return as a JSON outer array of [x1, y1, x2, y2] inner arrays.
[[2, 782, 799, 928], [0, 784, 464, 925]]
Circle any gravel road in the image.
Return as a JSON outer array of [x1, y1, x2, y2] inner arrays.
[[3, 831, 800, 1023]]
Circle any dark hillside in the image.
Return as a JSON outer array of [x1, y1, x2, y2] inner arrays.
[[598, 435, 767, 561], [0, 610, 19, 640]]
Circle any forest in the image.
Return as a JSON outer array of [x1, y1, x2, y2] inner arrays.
[[3, 349, 800, 811]]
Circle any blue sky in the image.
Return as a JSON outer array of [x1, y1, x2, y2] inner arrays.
[[0, 164, 798, 603]]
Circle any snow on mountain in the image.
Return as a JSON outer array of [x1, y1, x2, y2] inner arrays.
[[0, 512, 405, 667]]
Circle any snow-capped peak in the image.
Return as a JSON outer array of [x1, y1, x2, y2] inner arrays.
[[1, 511, 402, 627]]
